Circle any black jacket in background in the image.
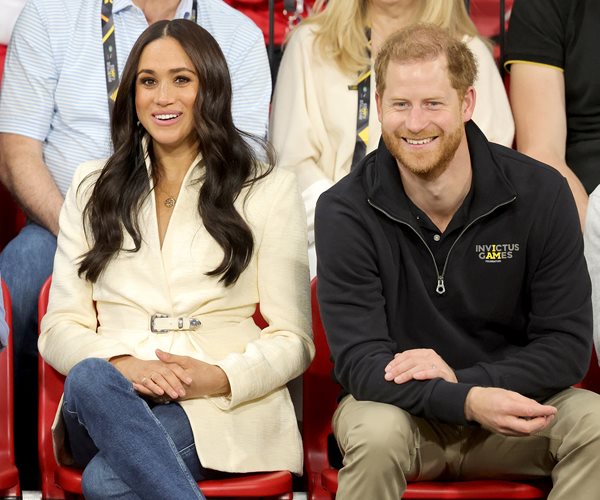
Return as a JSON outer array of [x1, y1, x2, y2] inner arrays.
[[315, 121, 592, 426]]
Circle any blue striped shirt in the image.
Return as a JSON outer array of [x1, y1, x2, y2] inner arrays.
[[0, 0, 271, 195]]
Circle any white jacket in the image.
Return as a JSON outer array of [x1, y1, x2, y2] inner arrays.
[[39, 157, 314, 474]]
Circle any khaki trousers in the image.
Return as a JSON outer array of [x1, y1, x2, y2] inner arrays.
[[332, 388, 600, 499]]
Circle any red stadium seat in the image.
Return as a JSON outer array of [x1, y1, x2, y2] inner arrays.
[[0, 280, 21, 498], [38, 276, 292, 499], [224, 0, 316, 46], [468, 0, 515, 65], [0, 184, 25, 251], [469, 0, 514, 38]]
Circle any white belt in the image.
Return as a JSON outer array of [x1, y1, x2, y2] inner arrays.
[[150, 314, 202, 333]]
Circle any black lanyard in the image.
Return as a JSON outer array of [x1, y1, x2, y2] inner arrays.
[[101, 0, 198, 117], [348, 29, 372, 170]]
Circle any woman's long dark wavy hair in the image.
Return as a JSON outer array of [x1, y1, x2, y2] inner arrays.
[[78, 20, 274, 286]]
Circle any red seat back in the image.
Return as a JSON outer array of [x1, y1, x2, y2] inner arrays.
[[579, 348, 600, 393], [469, 0, 514, 38], [224, 0, 316, 46], [37, 277, 66, 499], [303, 279, 339, 499], [0, 280, 21, 497]]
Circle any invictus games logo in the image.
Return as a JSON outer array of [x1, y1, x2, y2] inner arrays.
[[476, 243, 520, 263]]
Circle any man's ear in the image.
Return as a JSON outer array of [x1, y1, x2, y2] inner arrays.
[[462, 86, 476, 122], [376, 91, 383, 123]]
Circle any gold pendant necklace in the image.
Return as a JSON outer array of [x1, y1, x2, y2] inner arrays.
[[156, 185, 177, 209]]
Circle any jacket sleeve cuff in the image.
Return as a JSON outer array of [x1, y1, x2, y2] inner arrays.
[[210, 356, 244, 410], [427, 380, 476, 426]]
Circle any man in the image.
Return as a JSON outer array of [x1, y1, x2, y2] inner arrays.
[[315, 24, 600, 499], [0, 0, 270, 488], [506, 0, 597, 226]]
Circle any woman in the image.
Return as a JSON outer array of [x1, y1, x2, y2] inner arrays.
[[38, 20, 313, 500], [270, 0, 514, 275]]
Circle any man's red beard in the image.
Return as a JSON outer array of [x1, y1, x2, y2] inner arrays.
[[382, 124, 463, 181]]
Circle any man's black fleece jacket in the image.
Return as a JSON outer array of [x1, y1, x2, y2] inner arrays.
[[314, 121, 592, 426]]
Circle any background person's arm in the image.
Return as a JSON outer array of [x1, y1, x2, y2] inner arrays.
[[0, 0, 65, 235], [0, 134, 63, 235], [584, 189, 600, 358], [509, 62, 587, 226], [467, 36, 514, 147]]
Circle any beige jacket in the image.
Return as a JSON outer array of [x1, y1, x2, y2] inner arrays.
[[270, 25, 515, 274], [39, 157, 314, 474]]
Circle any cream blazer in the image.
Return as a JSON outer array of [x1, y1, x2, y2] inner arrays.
[[39, 157, 315, 474]]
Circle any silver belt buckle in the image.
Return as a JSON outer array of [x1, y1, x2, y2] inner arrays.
[[150, 313, 170, 333], [150, 313, 202, 333]]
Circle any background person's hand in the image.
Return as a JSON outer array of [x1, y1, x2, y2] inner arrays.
[[384, 348, 457, 384], [465, 386, 557, 436]]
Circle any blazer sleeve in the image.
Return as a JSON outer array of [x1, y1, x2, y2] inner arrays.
[[467, 36, 515, 148], [213, 170, 315, 409], [38, 162, 135, 375]]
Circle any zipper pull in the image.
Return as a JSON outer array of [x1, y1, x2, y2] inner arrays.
[[436, 277, 446, 295]]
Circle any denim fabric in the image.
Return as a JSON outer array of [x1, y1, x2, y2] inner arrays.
[[0, 221, 56, 487], [62, 358, 208, 500], [0, 271, 8, 350]]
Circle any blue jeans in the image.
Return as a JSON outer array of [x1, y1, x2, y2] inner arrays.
[[0, 221, 57, 488], [63, 358, 213, 499]]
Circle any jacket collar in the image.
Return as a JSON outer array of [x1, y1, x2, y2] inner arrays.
[[365, 121, 517, 224]]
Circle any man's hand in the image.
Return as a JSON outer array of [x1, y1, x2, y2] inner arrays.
[[110, 354, 192, 401], [384, 348, 457, 384], [155, 349, 231, 400], [465, 387, 557, 436]]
